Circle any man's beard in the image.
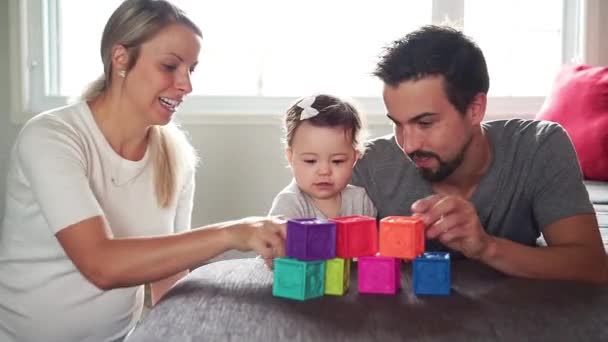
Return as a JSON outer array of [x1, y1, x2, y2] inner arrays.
[[408, 136, 472, 182]]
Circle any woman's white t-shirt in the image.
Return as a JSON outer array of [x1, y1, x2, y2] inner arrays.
[[0, 102, 195, 341]]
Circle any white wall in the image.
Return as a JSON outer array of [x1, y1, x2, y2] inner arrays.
[[0, 0, 393, 234], [1, 0, 608, 232], [186, 122, 391, 260], [584, 0, 608, 66], [599, 2, 608, 64], [182, 122, 392, 227], [0, 0, 20, 223]]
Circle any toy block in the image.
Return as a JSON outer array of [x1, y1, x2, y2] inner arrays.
[[357, 255, 401, 295], [286, 218, 336, 261], [273, 257, 326, 301], [324, 258, 351, 296], [379, 216, 425, 260], [330, 215, 377, 258], [413, 252, 451, 296]]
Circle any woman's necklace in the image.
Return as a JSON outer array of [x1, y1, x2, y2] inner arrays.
[[110, 154, 150, 187]]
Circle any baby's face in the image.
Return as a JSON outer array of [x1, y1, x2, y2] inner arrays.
[[287, 121, 357, 201]]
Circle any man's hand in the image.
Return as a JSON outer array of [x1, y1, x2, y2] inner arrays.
[[411, 194, 493, 259]]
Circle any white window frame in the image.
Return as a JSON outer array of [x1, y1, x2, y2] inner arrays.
[[9, 0, 598, 125]]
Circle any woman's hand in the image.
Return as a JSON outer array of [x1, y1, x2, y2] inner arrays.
[[227, 216, 287, 262]]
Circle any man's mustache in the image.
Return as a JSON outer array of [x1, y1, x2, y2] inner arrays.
[[408, 150, 440, 161]]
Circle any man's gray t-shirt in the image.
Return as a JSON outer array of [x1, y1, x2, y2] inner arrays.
[[268, 179, 377, 219], [352, 119, 594, 248]]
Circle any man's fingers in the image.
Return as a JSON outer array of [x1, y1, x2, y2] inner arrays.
[[426, 212, 466, 238], [437, 226, 464, 244], [423, 196, 465, 227], [411, 194, 444, 214]]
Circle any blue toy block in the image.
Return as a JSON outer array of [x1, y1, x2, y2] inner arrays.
[[413, 252, 451, 295], [272, 257, 326, 301], [286, 218, 336, 261]]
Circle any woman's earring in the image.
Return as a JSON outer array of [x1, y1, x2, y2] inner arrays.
[[118, 70, 126, 78]]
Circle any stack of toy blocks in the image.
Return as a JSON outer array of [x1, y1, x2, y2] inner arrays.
[[273, 215, 451, 300], [376, 216, 451, 296], [330, 216, 377, 295], [273, 218, 335, 300], [356, 216, 424, 295], [273, 216, 377, 300]]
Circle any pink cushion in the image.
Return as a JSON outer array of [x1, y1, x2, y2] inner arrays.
[[536, 64, 608, 181]]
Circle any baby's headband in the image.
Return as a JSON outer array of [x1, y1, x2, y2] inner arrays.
[[296, 96, 319, 120]]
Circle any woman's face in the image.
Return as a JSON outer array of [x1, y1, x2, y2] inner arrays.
[[122, 23, 201, 126]]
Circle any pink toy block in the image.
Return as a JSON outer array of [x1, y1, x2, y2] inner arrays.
[[357, 255, 400, 295], [330, 215, 377, 258], [379, 216, 425, 260]]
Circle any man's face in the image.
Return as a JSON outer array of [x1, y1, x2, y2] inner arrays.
[[383, 75, 475, 182]]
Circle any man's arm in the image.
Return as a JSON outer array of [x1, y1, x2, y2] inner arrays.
[[414, 194, 608, 284], [480, 214, 608, 283]]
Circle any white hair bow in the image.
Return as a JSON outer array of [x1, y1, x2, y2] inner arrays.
[[297, 96, 319, 120]]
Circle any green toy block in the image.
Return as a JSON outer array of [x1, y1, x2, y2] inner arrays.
[[324, 258, 351, 295], [272, 257, 325, 301]]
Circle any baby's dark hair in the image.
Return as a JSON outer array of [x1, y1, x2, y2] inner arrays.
[[284, 94, 367, 155]]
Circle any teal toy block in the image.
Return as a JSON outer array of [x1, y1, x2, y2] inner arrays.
[[324, 258, 351, 296], [413, 252, 451, 295], [273, 257, 326, 301]]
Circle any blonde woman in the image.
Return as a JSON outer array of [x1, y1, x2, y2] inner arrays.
[[0, 1, 285, 341]]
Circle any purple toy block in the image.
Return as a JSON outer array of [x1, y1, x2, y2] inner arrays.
[[286, 218, 336, 261], [357, 255, 401, 294]]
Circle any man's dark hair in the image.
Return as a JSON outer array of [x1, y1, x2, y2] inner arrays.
[[374, 25, 489, 114]]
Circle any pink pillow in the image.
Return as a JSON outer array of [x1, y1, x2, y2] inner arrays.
[[536, 64, 608, 181]]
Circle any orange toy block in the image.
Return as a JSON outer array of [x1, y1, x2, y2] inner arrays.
[[379, 216, 425, 260]]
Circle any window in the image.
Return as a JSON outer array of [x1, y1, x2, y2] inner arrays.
[[9, 0, 591, 124]]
